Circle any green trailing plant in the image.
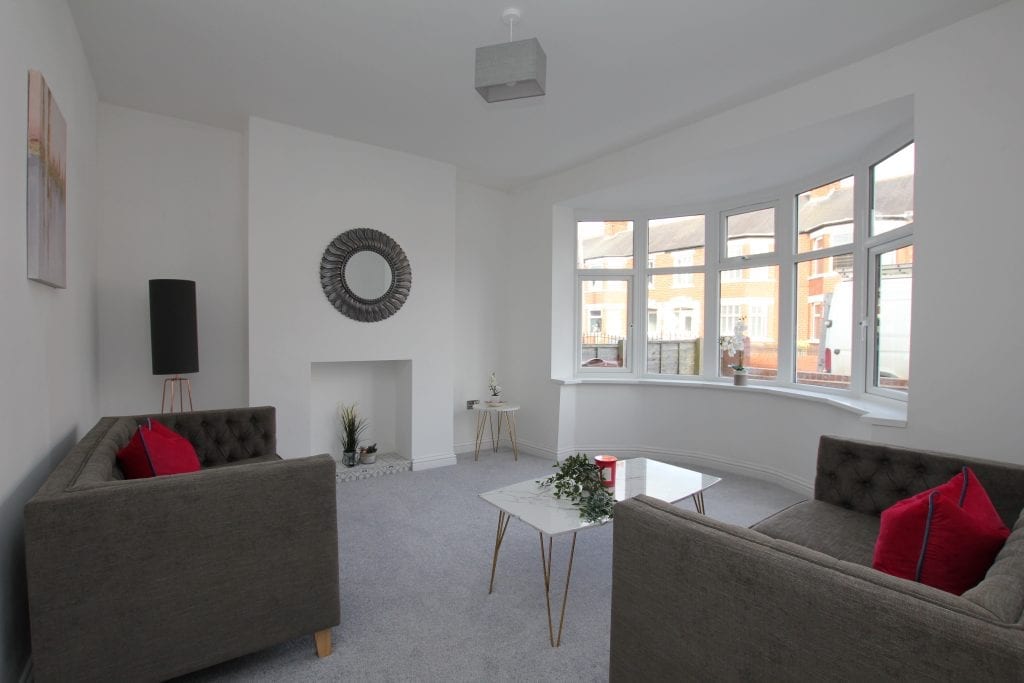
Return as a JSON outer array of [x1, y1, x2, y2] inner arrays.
[[338, 403, 368, 453], [538, 453, 615, 523]]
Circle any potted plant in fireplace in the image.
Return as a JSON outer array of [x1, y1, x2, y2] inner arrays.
[[338, 403, 368, 468], [359, 442, 378, 465]]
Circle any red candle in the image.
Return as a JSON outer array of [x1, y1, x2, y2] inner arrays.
[[594, 455, 617, 487]]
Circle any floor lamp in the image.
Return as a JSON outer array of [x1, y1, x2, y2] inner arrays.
[[149, 279, 199, 413]]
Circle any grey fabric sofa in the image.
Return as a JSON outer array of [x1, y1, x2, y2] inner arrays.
[[24, 406, 340, 683], [609, 436, 1024, 681]]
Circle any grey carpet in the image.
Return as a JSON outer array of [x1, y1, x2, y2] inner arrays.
[[176, 451, 805, 682]]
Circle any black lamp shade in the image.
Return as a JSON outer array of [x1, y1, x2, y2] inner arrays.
[[149, 279, 199, 375]]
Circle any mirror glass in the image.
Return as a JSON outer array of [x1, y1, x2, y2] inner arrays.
[[345, 250, 392, 300]]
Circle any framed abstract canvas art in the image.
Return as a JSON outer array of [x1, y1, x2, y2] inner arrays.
[[27, 70, 67, 288]]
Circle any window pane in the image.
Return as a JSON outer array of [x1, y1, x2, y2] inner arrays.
[[719, 267, 779, 379], [726, 208, 774, 258], [797, 177, 854, 253], [875, 245, 913, 391], [647, 274, 705, 376], [871, 143, 915, 236], [648, 215, 705, 266], [580, 278, 630, 368], [577, 221, 634, 269], [795, 255, 853, 389]]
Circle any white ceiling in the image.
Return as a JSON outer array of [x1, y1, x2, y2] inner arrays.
[[68, 0, 1003, 189]]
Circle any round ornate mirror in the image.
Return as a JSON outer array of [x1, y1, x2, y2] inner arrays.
[[320, 228, 412, 322], [345, 251, 392, 300]]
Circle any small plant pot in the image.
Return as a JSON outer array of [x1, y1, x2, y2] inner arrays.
[[487, 397, 504, 406], [360, 451, 377, 465], [342, 450, 358, 467], [733, 371, 749, 386]]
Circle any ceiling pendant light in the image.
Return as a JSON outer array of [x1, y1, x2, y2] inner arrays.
[[475, 7, 546, 103]]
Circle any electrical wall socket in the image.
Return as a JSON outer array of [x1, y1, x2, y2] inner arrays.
[[466, 399, 479, 410]]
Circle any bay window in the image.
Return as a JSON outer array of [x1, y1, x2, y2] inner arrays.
[[574, 137, 914, 400]]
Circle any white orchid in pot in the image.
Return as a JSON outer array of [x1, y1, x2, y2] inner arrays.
[[721, 317, 749, 385], [487, 372, 503, 405]]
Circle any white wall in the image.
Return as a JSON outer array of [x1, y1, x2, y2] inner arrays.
[[247, 118, 456, 468], [504, 0, 1024, 486], [452, 178, 509, 452], [96, 104, 248, 414], [0, 1, 99, 678]]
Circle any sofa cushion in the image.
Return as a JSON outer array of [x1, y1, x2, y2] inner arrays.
[[117, 418, 201, 478], [753, 500, 880, 567], [873, 468, 1010, 595], [138, 409, 277, 467], [210, 454, 282, 467], [815, 436, 1024, 526], [962, 509, 1024, 622]]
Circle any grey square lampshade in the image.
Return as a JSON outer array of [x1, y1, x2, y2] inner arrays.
[[475, 38, 546, 103]]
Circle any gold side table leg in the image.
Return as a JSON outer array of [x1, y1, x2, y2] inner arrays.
[[539, 531, 578, 647], [474, 411, 487, 461], [693, 490, 706, 515], [489, 412, 498, 452], [488, 511, 511, 594], [506, 411, 519, 461], [496, 412, 508, 453]]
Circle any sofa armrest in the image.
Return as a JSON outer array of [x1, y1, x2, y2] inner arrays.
[[610, 496, 1023, 681], [814, 435, 1024, 525], [25, 454, 339, 683]]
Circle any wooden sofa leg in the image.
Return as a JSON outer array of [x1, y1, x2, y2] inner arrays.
[[315, 629, 332, 657]]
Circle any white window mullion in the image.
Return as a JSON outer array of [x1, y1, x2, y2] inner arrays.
[[703, 210, 722, 379], [776, 194, 795, 386], [851, 166, 870, 395], [633, 216, 647, 377]]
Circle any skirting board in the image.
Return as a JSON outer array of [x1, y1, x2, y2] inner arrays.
[[412, 452, 457, 471], [453, 439, 554, 461], [456, 438, 809, 495]]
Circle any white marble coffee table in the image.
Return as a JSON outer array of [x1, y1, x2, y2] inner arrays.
[[479, 457, 720, 647]]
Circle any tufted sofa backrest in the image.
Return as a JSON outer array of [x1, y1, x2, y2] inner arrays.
[[127, 407, 277, 467], [32, 407, 280, 495], [815, 436, 1024, 527]]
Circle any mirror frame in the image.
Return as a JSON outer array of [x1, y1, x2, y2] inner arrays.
[[320, 228, 412, 322]]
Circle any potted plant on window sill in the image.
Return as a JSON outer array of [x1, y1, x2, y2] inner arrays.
[[721, 318, 749, 386], [338, 403, 368, 467]]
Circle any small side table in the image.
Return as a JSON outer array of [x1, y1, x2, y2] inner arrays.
[[473, 403, 520, 461]]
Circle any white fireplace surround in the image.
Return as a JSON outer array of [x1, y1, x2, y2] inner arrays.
[[310, 360, 411, 461]]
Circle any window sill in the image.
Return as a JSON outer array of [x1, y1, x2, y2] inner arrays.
[[552, 376, 907, 427]]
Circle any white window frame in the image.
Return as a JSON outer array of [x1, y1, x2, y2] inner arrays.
[[671, 251, 695, 287], [575, 273, 634, 375], [572, 129, 913, 403], [866, 235, 913, 399]]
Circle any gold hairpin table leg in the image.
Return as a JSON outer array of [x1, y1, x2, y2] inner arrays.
[[488, 511, 512, 594], [539, 531, 577, 647], [488, 412, 498, 451], [505, 411, 519, 461], [693, 490, 706, 515], [474, 410, 488, 461]]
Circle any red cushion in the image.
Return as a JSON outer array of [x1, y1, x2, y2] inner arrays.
[[873, 467, 1010, 595], [116, 418, 201, 479]]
